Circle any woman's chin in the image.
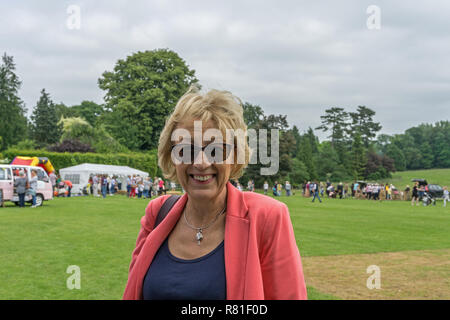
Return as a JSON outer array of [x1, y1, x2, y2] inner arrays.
[[187, 188, 217, 201]]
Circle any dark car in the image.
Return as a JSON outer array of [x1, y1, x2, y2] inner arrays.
[[426, 184, 444, 198]]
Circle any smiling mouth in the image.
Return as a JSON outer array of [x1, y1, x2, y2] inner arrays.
[[190, 174, 216, 182]]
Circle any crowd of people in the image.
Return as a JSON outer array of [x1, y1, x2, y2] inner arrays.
[[86, 175, 173, 199], [230, 178, 449, 207]]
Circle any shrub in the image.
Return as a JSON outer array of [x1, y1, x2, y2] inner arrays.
[[48, 139, 95, 153]]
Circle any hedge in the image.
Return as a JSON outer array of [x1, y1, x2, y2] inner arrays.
[[2, 149, 158, 176]]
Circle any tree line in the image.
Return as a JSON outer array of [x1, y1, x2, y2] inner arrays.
[[1, 50, 448, 186]]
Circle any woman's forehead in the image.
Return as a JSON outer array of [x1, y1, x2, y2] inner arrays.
[[173, 119, 229, 143], [175, 119, 217, 131]]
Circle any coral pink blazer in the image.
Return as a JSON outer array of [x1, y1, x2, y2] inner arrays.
[[123, 181, 307, 300]]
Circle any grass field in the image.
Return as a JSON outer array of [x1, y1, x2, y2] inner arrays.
[[386, 168, 450, 189], [0, 186, 449, 299]]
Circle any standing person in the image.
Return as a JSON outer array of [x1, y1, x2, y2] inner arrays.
[[93, 175, 99, 197], [277, 182, 282, 196], [404, 185, 411, 201], [247, 180, 253, 192], [29, 170, 38, 208], [373, 184, 380, 201], [337, 182, 344, 199], [130, 176, 137, 198], [137, 180, 144, 199], [285, 181, 292, 196], [302, 181, 306, 196], [311, 181, 322, 203], [158, 178, 165, 196], [123, 86, 306, 300], [418, 184, 425, 202], [49, 171, 57, 193], [65, 180, 73, 198], [88, 176, 93, 195], [143, 177, 151, 199], [110, 176, 115, 195], [272, 181, 278, 196], [411, 183, 419, 206], [343, 183, 349, 199], [379, 184, 385, 202], [126, 175, 132, 198], [305, 181, 310, 197], [263, 181, 269, 195], [443, 186, 449, 207], [14, 171, 28, 208], [353, 182, 359, 198], [101, 175, 107, 198]]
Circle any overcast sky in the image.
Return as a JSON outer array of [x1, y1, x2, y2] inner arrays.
[[1, 0, 449, 140]]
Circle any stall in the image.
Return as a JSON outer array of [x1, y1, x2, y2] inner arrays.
[[58, 163, 149, 195]]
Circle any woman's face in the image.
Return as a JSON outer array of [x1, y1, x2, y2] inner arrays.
[[173, 119, 232, 202]]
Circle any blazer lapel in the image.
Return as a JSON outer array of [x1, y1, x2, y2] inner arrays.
[[224, 182, 250, 300], [132, 194, 188, 299]]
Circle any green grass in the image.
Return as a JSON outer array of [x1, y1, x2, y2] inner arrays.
[[386, 168, 450, 189], [0, 193, 448, 300]]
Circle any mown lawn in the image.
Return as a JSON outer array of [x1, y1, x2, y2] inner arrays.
[[0, 192, 448, 300], [386, 168, 450, 189]]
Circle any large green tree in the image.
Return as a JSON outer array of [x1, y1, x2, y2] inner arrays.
[[348, 106, 382, 147], [315, 107, 349, 148], [30, 89, 62, 148], [0, 53, 28, 150], [98, 49, 199, 150], [56, 101, 103, 127]]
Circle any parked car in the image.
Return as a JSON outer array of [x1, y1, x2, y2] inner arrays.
[[426, 184, 444, 199], [0, 165, 53, 207]]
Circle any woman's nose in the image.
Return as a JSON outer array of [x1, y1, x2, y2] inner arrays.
[[193, 149, 212, 168]]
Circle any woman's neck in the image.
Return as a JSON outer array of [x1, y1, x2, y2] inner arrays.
[[185, 188, 228, 226]]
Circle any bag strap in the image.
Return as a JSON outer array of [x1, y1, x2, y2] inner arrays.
[[154, 195, 181, 229]]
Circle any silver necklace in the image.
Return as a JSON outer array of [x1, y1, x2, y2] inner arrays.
[[184, 205, 227, 245]]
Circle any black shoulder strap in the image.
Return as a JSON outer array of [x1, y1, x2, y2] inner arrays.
[[154, 195, 181, 229]]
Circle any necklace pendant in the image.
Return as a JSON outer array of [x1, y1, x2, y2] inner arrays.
[[196, 230, 203, 245]]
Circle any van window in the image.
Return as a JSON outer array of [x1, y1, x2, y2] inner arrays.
[[0, 168, 12, 180], [36, 169, 48, 181]]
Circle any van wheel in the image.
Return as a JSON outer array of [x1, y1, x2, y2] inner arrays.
[[35, 194, 44, 207], [14, 202, 19, 206]]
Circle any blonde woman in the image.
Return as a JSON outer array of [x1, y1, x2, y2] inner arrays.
[[123, 86, 306, 300]]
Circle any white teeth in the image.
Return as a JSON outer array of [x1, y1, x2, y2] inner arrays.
[[193, 175, 212, 181]]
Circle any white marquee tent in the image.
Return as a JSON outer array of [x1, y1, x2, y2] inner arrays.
[[59, 163, 149, 195]]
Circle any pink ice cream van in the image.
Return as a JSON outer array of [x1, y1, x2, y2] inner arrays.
[[0, 165, 53, 206]]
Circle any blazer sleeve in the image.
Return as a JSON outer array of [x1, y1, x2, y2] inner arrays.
[[260, 202, 307, 300]]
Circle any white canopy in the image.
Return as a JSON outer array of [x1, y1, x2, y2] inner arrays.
[[59, 163, 149, 195]]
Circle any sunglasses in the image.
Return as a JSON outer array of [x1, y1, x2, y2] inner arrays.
[[171, 142, 235, 164]]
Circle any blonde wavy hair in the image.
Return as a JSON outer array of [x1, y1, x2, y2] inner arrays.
[[158, 85, 250, 183]]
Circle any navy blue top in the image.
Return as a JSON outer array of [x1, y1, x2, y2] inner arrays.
[[142, 237, 226, 300]]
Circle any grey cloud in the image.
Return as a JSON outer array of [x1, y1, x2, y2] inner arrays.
[[0, 0, 449, 140]]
